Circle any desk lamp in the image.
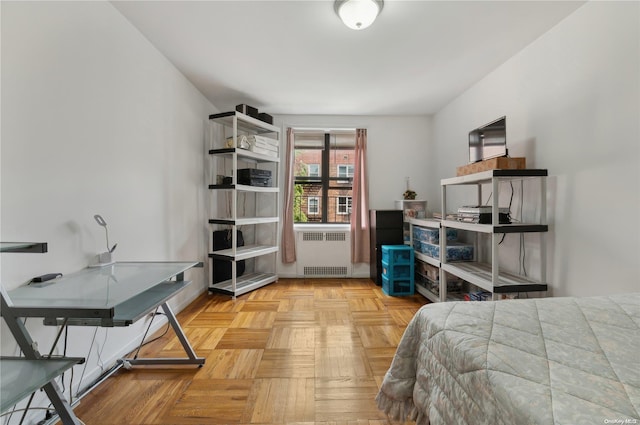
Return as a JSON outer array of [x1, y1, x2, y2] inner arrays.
[[91, 214, 116, 267]]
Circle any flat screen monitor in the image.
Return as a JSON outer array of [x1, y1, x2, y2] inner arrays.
[[469, 116, 507, 163]]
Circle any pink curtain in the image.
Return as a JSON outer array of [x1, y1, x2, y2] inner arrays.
[[350, 129, 370, 263], [281, 128, 296, 263]]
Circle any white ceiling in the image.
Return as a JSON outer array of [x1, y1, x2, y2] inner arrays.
[[111, 0, 584, 116]]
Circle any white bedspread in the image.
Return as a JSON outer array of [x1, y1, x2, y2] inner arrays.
[[376, 294, 640, 425]]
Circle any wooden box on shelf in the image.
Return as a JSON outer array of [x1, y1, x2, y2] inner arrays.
[[456, 157, 526, 176]]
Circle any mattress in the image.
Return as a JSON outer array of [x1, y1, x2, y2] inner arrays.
[[376, 293, 640, 425]]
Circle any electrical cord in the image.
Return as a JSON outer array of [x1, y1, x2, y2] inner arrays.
[[96, 328, 108, 371], [496, 182, 515, 245], [131, 308, 169, 360], [76, 327, 99, 400], [519, 180, 528, 277], [139, 320, 170, 350]]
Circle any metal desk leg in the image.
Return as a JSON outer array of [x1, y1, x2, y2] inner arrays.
[[120, 302, 205, 367]]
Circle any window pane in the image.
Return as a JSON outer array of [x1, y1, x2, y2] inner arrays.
[[308, 164, 320, 177], [308, 197, 319, 214], [294, 183, 323, 223], [330, 149, 355, 178], [327, 189, 352, 223], [295, 149, 322, 178]]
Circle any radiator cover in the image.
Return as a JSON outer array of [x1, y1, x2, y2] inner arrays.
[[295, 230, 352, 277]]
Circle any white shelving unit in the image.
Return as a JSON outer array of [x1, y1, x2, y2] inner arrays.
[[440, 169, 548, 301], [408, 218, 441, 303], [207, 111, 280, 298]]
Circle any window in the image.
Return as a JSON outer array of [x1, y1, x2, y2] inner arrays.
[[337, 165, 354, 178], [308, 164, 320, 177], [293, 130, 355, 224], [308, 196, 319, 215], [337, 196, 352, 215]]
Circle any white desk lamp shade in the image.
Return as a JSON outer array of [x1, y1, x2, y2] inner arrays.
[[336, 0, 382, 30]]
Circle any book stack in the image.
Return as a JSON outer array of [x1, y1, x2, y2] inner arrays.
[[246, 135, 279, 158], [457, 206, 511, 224]]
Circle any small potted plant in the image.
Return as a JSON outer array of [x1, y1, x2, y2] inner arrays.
[[403, 189, 416, 200]]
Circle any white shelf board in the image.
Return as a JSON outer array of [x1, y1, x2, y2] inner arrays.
[[209, 217, 280, 226], [209, 244, 279, 261], [441, 169, 548, 186], [415, 251, 440, 268], [236, 184, 279, 193], [408, 218, 441, 228], [441, 261, 547, 294], [209, 148, 280, 163], [414, 284, 439, 303], [209, 184, 279, 193], [441, 220, 548, 234], [209, 272, 278, 297], [209, 111, 280, 134]]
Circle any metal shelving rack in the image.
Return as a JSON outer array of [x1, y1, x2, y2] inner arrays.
[[207, 111, 280, 298], [408, 218, 442, 303], [440, 169, 549, 301]]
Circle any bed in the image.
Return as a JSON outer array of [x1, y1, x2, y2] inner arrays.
[[376, 293, 640, 425]]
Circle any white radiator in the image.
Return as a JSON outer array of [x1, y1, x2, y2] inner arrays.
[[295, 230, 352, 277]]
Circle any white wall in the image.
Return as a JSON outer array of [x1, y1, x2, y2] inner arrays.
[[273, 115, 432, 277], [429, 2, 639, 297], [0, 2, 214, 421]]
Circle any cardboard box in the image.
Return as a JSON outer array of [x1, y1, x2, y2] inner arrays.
[[456, 157, 526, 176]]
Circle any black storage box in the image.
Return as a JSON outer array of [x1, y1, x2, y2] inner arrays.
[[235, 104, 258, 119], [369, 209, 404, 285], [212, 230, 245, 283], [258, 112, 273, 124]]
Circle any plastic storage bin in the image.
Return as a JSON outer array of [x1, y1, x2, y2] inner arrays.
[[417, 241, 473, 261], [382, 275, 414, 296], [412, 226, 458, 244], [382, 245, 413, 264], [381, 245, 414, 296], [382, 260, 411, 279]]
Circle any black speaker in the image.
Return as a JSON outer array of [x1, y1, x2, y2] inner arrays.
[[212, 230, 245, 283]]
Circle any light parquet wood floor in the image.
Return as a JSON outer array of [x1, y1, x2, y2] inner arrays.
[[72, 278, 428, 425]]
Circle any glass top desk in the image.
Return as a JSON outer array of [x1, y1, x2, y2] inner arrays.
[[7, 261, 200, 327], [3, 261, 205, 367]]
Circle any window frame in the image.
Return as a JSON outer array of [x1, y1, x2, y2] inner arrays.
[[293, 132, 355, 224], [307, 164, 320, 177], [336, 196, 352, 215], [337, 164, 354, 178], [308, 196, 319, 215]]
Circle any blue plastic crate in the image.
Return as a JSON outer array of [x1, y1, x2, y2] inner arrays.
[[381, 245, 413, 264], [382, 275, 414, 296], [382, 262, 412, 279]]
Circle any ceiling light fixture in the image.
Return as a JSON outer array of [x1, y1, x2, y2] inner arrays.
[[334, 0, 383, 31]]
